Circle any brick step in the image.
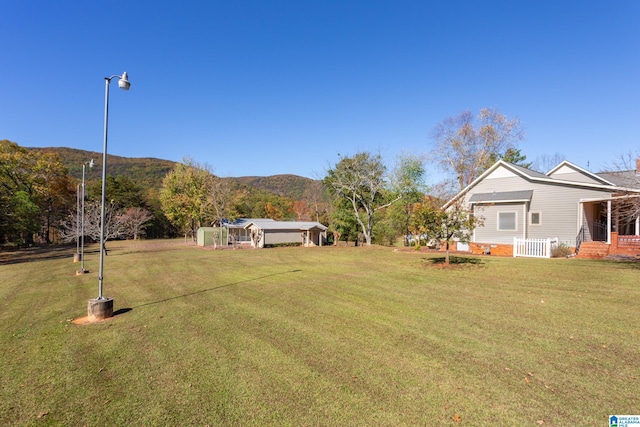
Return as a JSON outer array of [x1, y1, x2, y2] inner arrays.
[[576, 242, 610, 258]]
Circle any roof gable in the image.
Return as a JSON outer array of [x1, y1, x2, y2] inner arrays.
[[443, 159, 639, 209], [546, 161, 614, 185], [483, 164, 518, 179]]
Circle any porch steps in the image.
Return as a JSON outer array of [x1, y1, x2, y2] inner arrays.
[[576, 241, 610, 259]]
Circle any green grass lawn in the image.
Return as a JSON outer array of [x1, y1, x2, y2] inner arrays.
[[1, 241, 638, 426]]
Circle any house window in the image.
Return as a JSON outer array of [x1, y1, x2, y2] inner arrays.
[[498, 212, 517, 231], [530, 212, 541, 225]]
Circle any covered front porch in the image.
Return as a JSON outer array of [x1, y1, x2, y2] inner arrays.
[[578, 196, 640, 257]]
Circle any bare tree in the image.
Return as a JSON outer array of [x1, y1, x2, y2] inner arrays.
[[430, 108, 525, 190], [531, 152, 566, 173], [209, 176, 231, 226], [118, 207, 153, 240], [608, 151, 640, 188], [292, 200, 309, 221], [602, 152, 640, 232], [60, 200, 126, 245], [302, 180, 329, 223]]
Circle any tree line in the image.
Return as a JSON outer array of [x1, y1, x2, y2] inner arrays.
[[10, 107, 621, 258]]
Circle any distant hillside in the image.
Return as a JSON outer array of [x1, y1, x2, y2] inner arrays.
[[235, 175, 317, 201], [31, 147, 177, 191], [29, 147, 323, 201]]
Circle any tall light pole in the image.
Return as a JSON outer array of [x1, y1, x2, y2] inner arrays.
[[88, 71, 130, 322], [77, 159, 94, 275], [74, 184, 81, 262]]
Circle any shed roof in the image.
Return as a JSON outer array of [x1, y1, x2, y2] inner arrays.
[[244, 220, 328, 231], [225, 218, 274, 229], [469, 190, 533, 203]]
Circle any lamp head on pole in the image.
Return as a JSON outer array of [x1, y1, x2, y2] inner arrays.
[[118, 72, 131, 90], [89, 159, 95, 168]]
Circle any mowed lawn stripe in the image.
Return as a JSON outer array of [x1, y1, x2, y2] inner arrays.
[[0, 240, 638, 425]]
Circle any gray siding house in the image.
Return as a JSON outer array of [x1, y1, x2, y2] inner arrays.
[[444, 160, 640, 256]]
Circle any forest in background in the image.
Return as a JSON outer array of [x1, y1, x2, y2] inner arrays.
[[0, 142, 330, 246], [30, 147, 318, 202]]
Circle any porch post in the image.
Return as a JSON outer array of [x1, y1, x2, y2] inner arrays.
[[522, 203, 527, 239], [471, 204, 477, 243], [607, 200, 611, 244], [635, 215, 639, 235], [578, 201, 584, 238]]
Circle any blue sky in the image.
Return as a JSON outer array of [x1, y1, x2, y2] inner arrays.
[[1, 1, 638, 180]]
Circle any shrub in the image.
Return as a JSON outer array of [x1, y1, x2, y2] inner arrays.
[[551, 243, 573, 258]]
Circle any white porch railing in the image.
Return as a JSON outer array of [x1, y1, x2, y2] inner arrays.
[[513, 237, 558, 258]]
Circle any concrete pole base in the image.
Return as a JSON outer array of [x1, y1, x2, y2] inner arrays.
[[73, 253, 81, 263], [76, 269, 88, 276], [87, 297, 114, 321]]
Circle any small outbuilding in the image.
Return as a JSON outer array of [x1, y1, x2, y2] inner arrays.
[[225, 218, 274, 245], [196, 227, 227, 247], [243, 219, 328, 248]]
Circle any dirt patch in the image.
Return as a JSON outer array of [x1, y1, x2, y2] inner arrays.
[[393, 247, 442, 254], [71, 316, 109, 325]]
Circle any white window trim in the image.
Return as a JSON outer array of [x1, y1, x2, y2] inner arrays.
[[530, 211, 542, 226], [497, 211, 518, 231]]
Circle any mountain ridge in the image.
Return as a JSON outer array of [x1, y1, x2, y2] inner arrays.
[[28, 146, 320, 201]]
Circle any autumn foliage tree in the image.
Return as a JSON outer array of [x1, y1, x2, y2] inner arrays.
[[160, 159, 213, 240], [407, 196, 439, 248], [0, 140, 74, 244], [411, 199, 482, 264]]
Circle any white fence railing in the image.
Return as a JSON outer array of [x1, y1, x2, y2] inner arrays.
[[513, 237, 558, 258]]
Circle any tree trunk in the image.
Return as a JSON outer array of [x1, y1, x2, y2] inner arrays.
[[445, 241, 450, 265]]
